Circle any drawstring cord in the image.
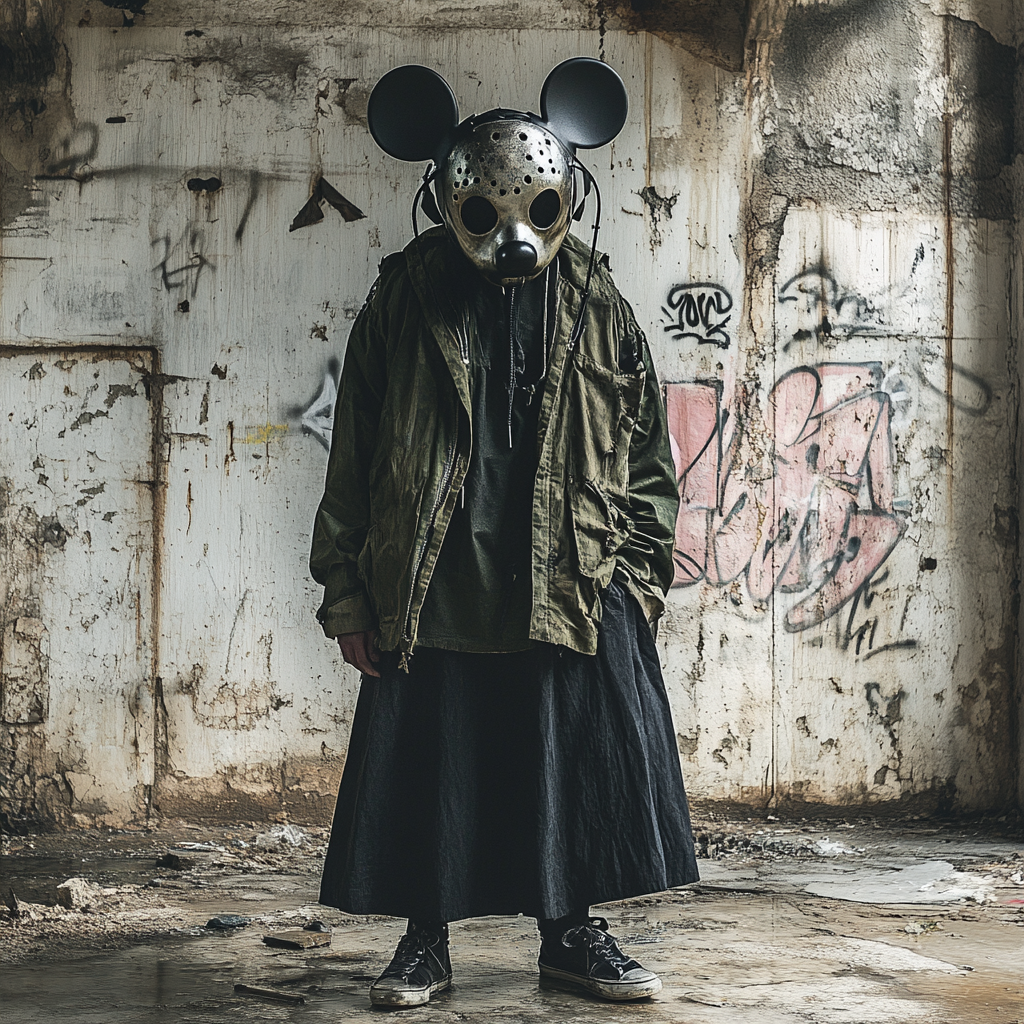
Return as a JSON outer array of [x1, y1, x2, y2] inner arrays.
[[506, 284, 517, 448]]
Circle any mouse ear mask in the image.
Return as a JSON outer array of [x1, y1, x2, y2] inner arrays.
[[367, 65, 459, 163], [540, 57, 628, 150]]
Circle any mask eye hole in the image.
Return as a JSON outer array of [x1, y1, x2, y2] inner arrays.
[[529, 189, 561, 230], [460, 195, 499, 235]]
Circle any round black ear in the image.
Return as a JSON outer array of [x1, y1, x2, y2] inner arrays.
[[540, 57, 628, 150], [367, 65, 459, 163]]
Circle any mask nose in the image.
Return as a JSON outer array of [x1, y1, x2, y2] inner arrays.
[[495, 240, 537, 279]]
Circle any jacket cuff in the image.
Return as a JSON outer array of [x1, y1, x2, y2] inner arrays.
[[318, 591, 377, 639], [613, 565, 666, 629]]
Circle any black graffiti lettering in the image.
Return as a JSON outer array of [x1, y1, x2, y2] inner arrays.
[[152, 226, 213, 296], [916, 360, 993, 417], [831, 569, 918, 661], [234, 170, 261, 241], [779, 265, 879, 352], [37, 151, 276, 243], [662, 283, 733, 349]]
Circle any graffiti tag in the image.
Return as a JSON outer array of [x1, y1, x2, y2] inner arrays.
[[778, 265, 880, 351], [152, 226, 213, 296], [662, 283, 733, 349], [286, 359, 340, 451], [666, 363, 907, 636]]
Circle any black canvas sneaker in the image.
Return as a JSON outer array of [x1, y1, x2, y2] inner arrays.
[[368, 921, 452, 1008], [538, 916, 662, 1001]]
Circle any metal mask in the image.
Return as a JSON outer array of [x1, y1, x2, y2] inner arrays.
[[366, 58, 628, 286], [441, 117, 574, 285]]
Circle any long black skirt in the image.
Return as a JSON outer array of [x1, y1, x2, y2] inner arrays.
[[318, 581, 699, 922]]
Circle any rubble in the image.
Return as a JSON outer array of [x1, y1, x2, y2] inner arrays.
[[206, 915, 252, 930], [233, 983, 307, 1005], [254, 825, 309, 848], [155, 853, 195, 871], [55, 878, 103, 909], [0, 815, 1019, 1023], [262, 928, 332, 949]]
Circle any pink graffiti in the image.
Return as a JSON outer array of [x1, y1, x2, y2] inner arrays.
[[666, 364, 907, 631]]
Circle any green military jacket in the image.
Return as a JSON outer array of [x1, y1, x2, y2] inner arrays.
[[310, 227, 679, 659]]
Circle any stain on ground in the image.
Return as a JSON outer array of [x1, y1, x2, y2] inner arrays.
[[1, 817, 1020, 1021]]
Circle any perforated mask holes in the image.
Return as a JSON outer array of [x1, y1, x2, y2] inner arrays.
[[440, 118, 574, 285]]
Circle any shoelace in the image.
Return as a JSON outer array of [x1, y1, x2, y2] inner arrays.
[[561, 917, 633, 970], [382, 933, 434, 979]]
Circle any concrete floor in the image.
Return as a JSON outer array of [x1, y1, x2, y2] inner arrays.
[[1, 817, 1022, 1023]]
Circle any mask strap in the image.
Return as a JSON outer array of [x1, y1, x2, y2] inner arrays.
[[412, 163, 442, 239], [571, 166, 591, 223]]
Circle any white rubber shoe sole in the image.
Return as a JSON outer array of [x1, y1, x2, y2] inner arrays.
[[368, 974, 452, 1008], [539, 962, 663, 1001]]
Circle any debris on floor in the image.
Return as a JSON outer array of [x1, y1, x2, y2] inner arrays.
[[0, 816, 1020, 1022], [233, 983, 307, 1004], [206, 914, 251, 930], [255, 824, 309, 848], [262, 928, 332, 949], [154, 853, 194, 871]]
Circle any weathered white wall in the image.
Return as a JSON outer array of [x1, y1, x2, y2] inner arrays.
[[0, 0, 1019, 824], [1013, 0, 1024, 816], [645, 2, 1017, 813]]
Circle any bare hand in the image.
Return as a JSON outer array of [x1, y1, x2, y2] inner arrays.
[[337, 630, 381, 677]]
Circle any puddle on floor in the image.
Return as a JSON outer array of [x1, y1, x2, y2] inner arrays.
[[0, 933, 340, 1022], [697, 855, 1005, 905], [5, 895, 1020, 1024], [2, 822, 1019, 1023]]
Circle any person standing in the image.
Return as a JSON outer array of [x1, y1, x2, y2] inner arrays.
[[310, 58, 699, 1008]]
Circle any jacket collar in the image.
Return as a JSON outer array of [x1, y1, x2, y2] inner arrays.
[[556, 230, 607, 294]]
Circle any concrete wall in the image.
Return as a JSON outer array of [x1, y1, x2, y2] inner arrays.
[[0, 0, 1019, 826], [1014, 0, 1024, 816]]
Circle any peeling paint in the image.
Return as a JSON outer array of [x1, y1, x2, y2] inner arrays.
[[637, 184, 678, 249], [0, 5, 1018, 825], [0, 349, 157, 824]]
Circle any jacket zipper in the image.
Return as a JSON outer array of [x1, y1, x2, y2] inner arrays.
[[398, 289, 470, 665], [402, 440, 458, 644]]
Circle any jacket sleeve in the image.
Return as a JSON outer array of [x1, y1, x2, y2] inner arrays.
[[309, 277, 389, 638], [615, 320, 680, 626]]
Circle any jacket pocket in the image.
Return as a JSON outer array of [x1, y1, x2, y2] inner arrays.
[[569, 351, 645, 495], [570, 481, 634, 582]]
